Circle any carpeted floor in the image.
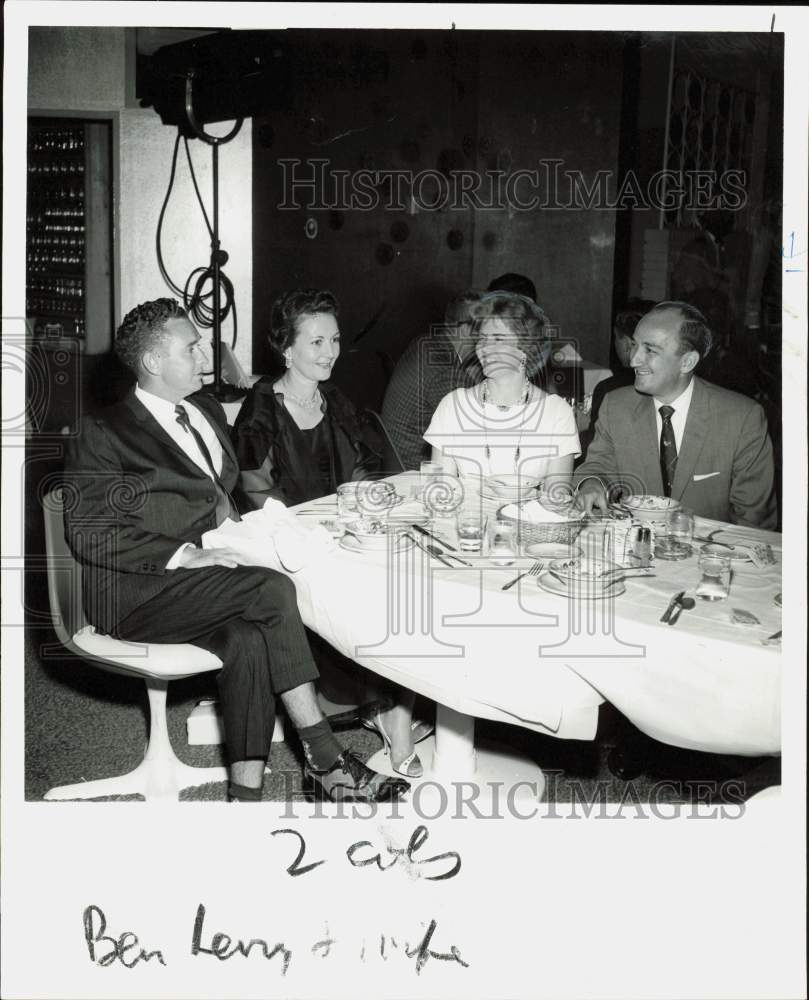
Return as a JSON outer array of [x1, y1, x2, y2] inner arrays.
[[24, 620, 779, 806]]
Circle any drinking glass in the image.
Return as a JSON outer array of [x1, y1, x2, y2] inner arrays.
[[421, 460, 462, 519], [696, 549, 731, 601], [337, 483, 360, 522], [457, 510, 486, 553], [420, 460, 443, 495], [489, 519, 517, 566], [655, 508, 695, 560]]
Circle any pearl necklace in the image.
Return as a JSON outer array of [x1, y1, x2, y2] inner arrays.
[[281, 380, 321, 410], [481, 377, 530, 410], [480, 379, 532, 468]]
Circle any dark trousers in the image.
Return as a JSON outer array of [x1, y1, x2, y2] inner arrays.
[[113, 565, 319, 762]]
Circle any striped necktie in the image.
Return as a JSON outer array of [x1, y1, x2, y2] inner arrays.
[[658, 404, 677, 498], [175, 404, 240, 525]]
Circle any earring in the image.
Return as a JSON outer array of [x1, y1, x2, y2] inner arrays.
[[284, 353, 292, 368], [519, 355, 527, 373]]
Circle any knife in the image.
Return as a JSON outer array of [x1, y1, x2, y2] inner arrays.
[[660, 590, 685, 623], [407, 533, 453, 567], [412, 523, 458, 551]]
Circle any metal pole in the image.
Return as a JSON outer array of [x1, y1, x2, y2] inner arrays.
[[211, 141, 222, 395], [183, 73, 245, 402]]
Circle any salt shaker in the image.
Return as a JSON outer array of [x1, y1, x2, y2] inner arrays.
[[632, 526, 652, 567]]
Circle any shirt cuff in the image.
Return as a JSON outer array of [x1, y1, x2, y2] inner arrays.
[[166, 543, 195, 570]]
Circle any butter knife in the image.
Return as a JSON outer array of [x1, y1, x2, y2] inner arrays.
[[412, 523, 457, 551], [660, 590, 685, 623], [407, 533, 453, 567]]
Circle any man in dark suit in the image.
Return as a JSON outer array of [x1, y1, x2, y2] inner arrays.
[[575, 300, 777, 529], [64, 298, 407, 803]]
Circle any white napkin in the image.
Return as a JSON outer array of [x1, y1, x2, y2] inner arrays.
[[499, 499, 582, 525], [202, 499, 336, 573]]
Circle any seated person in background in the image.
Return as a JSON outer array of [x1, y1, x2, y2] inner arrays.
[[233, 288, 380, 507], [63, 297, 407, 803], [487, 272, 537, 303], [575, 300, 777, 529], [425, 290, 580, 493], [578, 298, 656, 455], [381, 292, 482, 471], [234, 288, 429, 780]]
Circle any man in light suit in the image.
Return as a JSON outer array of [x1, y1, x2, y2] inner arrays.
[[573, 300, 777, 784], [64, 298, 407, 803], [574, 300, 776, 529]]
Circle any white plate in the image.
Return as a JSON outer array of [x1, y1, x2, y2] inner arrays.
[[339, 534, 414, 556], [525, 541, 583, 561], [479, 484, 539, 503], [536, 571, 625, 600]]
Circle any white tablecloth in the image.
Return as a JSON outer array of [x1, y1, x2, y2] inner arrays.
[[204, 484, 782, 756]]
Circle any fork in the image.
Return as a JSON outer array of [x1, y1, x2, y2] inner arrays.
[[502, 561, 544, 591]]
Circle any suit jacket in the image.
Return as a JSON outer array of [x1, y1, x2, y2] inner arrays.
[[63, 389, 243, 634], [575, 377, 777, 529]]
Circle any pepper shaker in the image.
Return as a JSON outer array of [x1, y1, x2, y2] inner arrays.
[[632, 526, 652, 567]]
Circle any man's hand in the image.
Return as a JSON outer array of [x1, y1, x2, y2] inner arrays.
[[574, 479, 611, 516], [174, 546, 246, 570]]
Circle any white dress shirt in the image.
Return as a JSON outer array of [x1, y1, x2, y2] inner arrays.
[[135, 385, 224, 477], [653, 377, 695, 454], [135, 385, 225, 568]]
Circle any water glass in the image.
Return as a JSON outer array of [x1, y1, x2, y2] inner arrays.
[[656, 508, 695, 560], [667, 508, 695, 544], [489, 520, 517, 566], [420, 460, 443, 495], [696, 549, 731, 601], [457, 510, 486, 553], [337, 483, 360, 522]]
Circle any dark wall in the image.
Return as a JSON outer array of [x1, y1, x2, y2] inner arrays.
[[252, 30, 624, 411]]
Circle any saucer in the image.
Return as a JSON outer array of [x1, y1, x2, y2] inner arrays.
[[536, 571, 625, 600]]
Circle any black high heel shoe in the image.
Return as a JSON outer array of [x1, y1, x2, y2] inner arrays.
[[303, 751, 410, 802]]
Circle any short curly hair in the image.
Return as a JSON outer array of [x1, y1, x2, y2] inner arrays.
[[269, 289, 339, 365], [115, 298, 187, 375], [471, 290, 550, 377]]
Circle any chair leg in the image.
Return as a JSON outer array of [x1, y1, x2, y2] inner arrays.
[[44, 678, 229, 802]]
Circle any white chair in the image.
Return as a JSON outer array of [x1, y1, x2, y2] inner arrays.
[[42, 487, 229, 801]]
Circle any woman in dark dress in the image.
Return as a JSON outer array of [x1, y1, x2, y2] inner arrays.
[[233, 289, 429, 777], [233, 289, 380, 507]]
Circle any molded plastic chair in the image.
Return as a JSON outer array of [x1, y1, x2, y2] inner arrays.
[[42, 488, 228, 801]]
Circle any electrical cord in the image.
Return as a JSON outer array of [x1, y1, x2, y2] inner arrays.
[[155, 130, 238, 349]]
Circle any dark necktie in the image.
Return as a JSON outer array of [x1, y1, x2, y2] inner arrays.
[[659, 404, 677, 498], [175, 404, 239, 524]]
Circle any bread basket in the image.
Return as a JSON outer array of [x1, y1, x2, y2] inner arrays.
[[496, 497, 586, 547]]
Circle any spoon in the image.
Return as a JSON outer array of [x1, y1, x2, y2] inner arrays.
[[668, 596, 695, 625]]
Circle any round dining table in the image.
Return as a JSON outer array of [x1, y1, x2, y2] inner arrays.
[[203, 475, 782, 800]]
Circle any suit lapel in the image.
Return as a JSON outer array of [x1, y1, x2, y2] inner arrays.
[[671, 378, 709, 501], [633, 394, 665, 495], [123, 391, 209, 477]]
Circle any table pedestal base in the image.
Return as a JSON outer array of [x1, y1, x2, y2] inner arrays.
[[365, 705, 545, 811]]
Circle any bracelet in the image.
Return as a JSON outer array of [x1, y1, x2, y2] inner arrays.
[[573, 475, 608, 496]]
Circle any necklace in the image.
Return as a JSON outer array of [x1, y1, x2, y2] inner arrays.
[[481, 377, 530, 411], [281, 380, 321, 410], [479, 380, 532, 470]]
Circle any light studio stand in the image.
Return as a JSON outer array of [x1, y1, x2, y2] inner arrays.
[[184, 73, 246, 403]]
